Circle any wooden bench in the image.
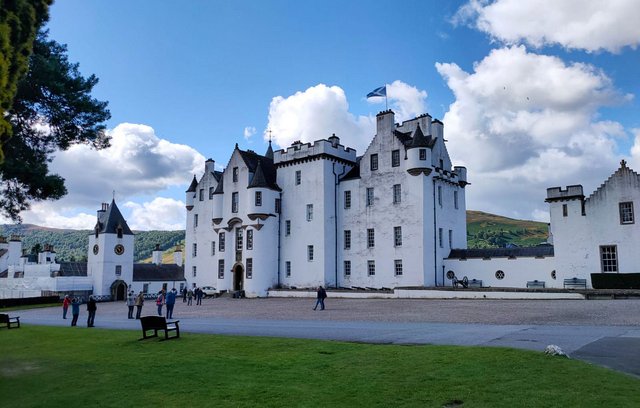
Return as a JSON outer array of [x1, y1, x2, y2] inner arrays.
[[0, 313, 20, 329], [527, 280, 546, 289], [564, 278, 587, 289], [139, 316, 180, 341]]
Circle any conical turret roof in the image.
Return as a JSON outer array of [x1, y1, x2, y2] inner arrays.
[[95, 200, 133, 236], [409, 124, 430, 148], [186, 175, 198, 192]]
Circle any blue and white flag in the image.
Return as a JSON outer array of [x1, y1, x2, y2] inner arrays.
[[367, 86, 386, 98]]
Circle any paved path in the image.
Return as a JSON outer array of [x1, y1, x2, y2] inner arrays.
[[14, 297, 640, 378]]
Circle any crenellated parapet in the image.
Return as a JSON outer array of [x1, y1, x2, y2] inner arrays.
[[274, 137, 357, 167], [545, 185, 584, 202]]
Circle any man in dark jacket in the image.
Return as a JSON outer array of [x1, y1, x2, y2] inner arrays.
[[87, 295, 97, 327], [166, 288, 177, 319], [313, 286, 327, 311]]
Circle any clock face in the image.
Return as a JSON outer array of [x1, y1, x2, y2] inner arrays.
[[114, 244, 125, 255], [93, 244, 99, 255]]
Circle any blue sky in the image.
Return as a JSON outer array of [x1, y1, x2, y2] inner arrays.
[[11, 0, 640, 229]]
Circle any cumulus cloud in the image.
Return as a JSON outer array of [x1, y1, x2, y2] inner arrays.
[[124, 197, 185, 230], [243, 126, 256, 141], [436, 45, 632, 220], [266, 82, 429, 152], [455, 0, 640, 53], [50, 123, 204, 208]]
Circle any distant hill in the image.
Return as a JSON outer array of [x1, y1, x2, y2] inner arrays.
[[466, 210, 548, 249], [0, 210, 548, 260], [0, 224, 185, 262]]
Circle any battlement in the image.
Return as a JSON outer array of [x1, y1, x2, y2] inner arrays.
[[274, 137, 357, 165], [545, 185, 584, 202]]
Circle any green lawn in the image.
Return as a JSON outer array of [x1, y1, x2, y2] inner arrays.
[[1, 326, 638, 407]]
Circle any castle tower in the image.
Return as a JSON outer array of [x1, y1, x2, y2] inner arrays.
[[87, 200, 134, 298]]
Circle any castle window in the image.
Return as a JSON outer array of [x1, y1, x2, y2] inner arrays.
[[255, 191, 262, 207], [246, 258, 253, 279], [275, 198, 281, 213], [307, 245, 314, 261], [439, 159, 444, 169], [344, 230, 351, 250], [394, 260, 403, 276], [218, 260, 224, 279], [209, 187, 214, 199], [232, 192, 239, 213], [454, 191, 459, 209], [219, 232, 225, 252], [194, 214, 198, 227], [246, 230, 253, 250], [600, 245, 618, 272], [367, 228, 375, 248], [438, 186, 442, 207], [233, 167, 238, 182], [419, 149, 427, 160], [286, 261, 291, 277], [344, 190, 351, 209], [117, 226, 123, 239], [439, 228, 443, 248], [211, 241, 215, 256], [285, 220, 291, 236], [344, 260, 351, 276], [306, 204, 313, 221], [115, 265, 122, 276], [394, 226, 402, 247], [235, 228, 243, 251], [448, 230, 453, 248], [199, 189, 204, 201], [393, 184, 401, 204], [192, 266, 197, 277], [366, 188, 374, 206], [368, 260, 375, 276], [192, 243, 197, 257], [392, 150, 400, 167], [619, 202, 634, 224], [370, 154, 378, 171], [295, 170, 301, 185], [563, 204, 568, 217]]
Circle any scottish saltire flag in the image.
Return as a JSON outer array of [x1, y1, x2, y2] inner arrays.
[[367, 86, 386, 98]]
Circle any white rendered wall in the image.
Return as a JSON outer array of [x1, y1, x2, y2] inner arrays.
[[444, 256, 558, 288], [87, 232, 134, 296]]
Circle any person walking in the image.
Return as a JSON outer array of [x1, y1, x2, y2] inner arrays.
[[126, 290, 135, 319], [187, 288, 193, 306], [70, 297, 80, 326], [182, 286, 187, 303], [196, 287, 203, 305], [135, 291, 144, 319], [313, 286, 327, 311], [165, 288, 177, 319], [87, 295, 97, 327], [62, 295, 71, 319], [156, 291, 165, 316]]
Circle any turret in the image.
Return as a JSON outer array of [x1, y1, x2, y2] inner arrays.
[[185, 175, 198, 211], [406, 124, 432, 176], [247, 160, 278, 220], [453, 166, 468, 187]]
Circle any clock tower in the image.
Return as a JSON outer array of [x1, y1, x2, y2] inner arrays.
[[87, 200, 134, 298]]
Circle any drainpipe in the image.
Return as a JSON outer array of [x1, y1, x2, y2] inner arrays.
[[277, 191, 282, 288], [333, 162, 347, 289], [433, 177, 438, 287]]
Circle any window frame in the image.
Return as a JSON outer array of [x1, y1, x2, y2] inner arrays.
[[285, 220, 291, 236], [393, 184, 401, 204], [600, 245, 618, 273], [246, 229, 253, 250], [367, 228, 375, 248], [391, 149, 400, 167], [218, 260, 224, 279], [344, 260, 351, 277], [219, 232, 225, 252], [255, 191, 262, 207], [344, 230, 351, 250], [367, 260, 375, 276], [306, 204, 313, 221], [370, 154, 378, 171], [232, 192, 239, 213], [366, 187, 374, 207], [394, 226, 402, 247], [246, 258, 253, 279], [307, 245, 314, 261], [619, 202, 634, 224], [394, 259, 403, 276], [232, 167, 238, 183], [295, 170, 301, 185], [344, 190, 351, 209]]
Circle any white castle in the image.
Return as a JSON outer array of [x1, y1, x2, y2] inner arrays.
[[1, 110, 639, 299]]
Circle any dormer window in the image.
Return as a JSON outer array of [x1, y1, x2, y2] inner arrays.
[[117, 226, 123, 239], [233, 167, 239, 183]]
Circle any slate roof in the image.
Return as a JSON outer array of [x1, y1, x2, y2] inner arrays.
[[186, 175, 198, 192], [265, 141, 274, 160], [409, 124, 432, 148], [133, 263, 185, 281], [341, 156, 362, 181], [447, 245, 554, 259], [393, 130, 412, 146], [0, 269, 7, 278], [0, 248, 7, 258], [94, 200, 133, 236], [212, 175, 224, 194], [58, 262, 88, 276], [240, 149, 281, 191]]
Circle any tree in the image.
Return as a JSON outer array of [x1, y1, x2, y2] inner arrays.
[[0, 0, 52, 161], [0, 29, 111, 221]]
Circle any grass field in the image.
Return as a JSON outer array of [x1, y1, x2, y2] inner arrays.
[[1, 326, 638, 407]]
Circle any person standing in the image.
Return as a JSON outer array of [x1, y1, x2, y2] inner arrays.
[[87, 295, 97, 327], [196, 287, 203, 305], [182, 287, 187, 303], [126, 291, 135, 319], [62, 295, 71, 319], [70, 297, 80, 326], [187, 288, 193, 306], [156, 291, 165, 316], [313, 286, 327, 311], [165, 288, 177, 319], [135, 291, 144, 319]]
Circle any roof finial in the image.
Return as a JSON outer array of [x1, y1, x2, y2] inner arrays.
[[621, 159, 627, 168], [112, 190, 116, 201]]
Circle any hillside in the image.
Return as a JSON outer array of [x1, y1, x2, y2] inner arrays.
[[0, 211, 548, 260], [466, 210, 548, 248], [0, 224, 185, 262]]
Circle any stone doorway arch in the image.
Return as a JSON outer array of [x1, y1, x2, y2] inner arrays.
[[110, 279, 127, 301], [233, 263, 244, 291]]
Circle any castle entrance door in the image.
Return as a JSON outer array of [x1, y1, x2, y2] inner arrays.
[[111, 280, 127, 301], [233, 264, 244, 291]]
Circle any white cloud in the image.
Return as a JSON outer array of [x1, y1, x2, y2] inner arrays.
[[436, 45, 632, 219], [124, 197, 185, 230], [50, 123, 205, 208], [373, 80, 428, 122], [455, 0, 640, 53], [10, 202, 97, 229], [243, 126, 256, 141]]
